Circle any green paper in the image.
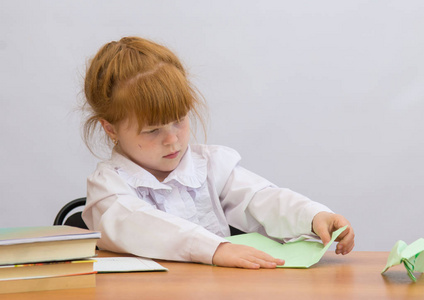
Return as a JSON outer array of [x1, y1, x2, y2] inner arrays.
[[225, 225, 348, 268], [382, 238, 424, 282]]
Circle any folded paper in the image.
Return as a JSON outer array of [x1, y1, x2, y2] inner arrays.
[[381, 238, 424, 282], [225, 225, 348, 268]]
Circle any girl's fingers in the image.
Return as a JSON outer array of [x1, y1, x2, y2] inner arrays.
[[238, 258, 261, 269], [246, 250, 285, 268], [336, 227, 355, 255]]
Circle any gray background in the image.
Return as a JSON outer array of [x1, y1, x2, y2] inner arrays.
[[1, 1, 423, 251]]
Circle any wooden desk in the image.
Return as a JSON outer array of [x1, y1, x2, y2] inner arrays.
[[2, 251, 423, 299]]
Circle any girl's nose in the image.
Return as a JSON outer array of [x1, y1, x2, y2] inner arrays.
[[163, 130, 178, 145]]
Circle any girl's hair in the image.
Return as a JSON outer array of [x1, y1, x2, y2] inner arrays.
[[82, 36, 206, 155]]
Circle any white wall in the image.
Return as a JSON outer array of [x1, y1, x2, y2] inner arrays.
[[1, 0, 423, 251]]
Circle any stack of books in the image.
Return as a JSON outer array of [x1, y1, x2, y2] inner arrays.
[[0, 225, 101, 294]]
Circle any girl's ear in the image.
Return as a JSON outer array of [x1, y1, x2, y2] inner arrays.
[[99, 119, 118, 140]]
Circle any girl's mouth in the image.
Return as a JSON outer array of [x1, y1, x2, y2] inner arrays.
[[163, 151, 180, 159]]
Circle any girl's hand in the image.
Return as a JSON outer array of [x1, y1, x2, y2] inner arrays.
[[312, 212, 355, 255], [212, 243, 285, 269]]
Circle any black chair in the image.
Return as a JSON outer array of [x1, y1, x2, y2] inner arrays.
[[54, 197, 88, 229], [229, 226, 245, 236]]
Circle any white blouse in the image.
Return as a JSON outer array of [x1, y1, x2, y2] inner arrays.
[[82, 144, 332, 264]]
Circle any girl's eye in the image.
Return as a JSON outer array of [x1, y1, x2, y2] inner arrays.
[[142, 128, 159, 134]]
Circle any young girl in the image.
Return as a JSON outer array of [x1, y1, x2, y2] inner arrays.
[[81, 36, 355, 269]]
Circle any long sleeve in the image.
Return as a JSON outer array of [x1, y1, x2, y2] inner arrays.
[[220, 165, 333, 242], [82, 166, 227, 264]]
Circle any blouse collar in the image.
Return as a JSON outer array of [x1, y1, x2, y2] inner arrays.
[[110, 145, 207, 190]]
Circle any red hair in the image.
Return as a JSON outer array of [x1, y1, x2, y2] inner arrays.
[[83, 37, 205, 154]]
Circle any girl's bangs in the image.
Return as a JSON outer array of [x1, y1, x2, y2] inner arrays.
[[114, 64, 196, 130]]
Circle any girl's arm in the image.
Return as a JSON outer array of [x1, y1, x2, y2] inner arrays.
[[219, 165, 354, 252], [220, 165, 332, 240], [83, 166, 227, 264]]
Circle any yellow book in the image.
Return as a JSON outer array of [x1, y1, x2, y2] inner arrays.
[[0, 273, 96, 294]]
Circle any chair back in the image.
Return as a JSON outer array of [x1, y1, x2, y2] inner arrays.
[[54, 197, 88, 229]]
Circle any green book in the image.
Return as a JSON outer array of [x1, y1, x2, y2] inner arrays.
[[226, 226, 347, 268], [0, 226, 101, 265]]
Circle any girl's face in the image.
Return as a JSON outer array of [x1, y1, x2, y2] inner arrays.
[[102, 116, 191, 182]]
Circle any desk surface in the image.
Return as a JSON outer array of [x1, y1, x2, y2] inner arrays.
[[2, 251, 423, 299]]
